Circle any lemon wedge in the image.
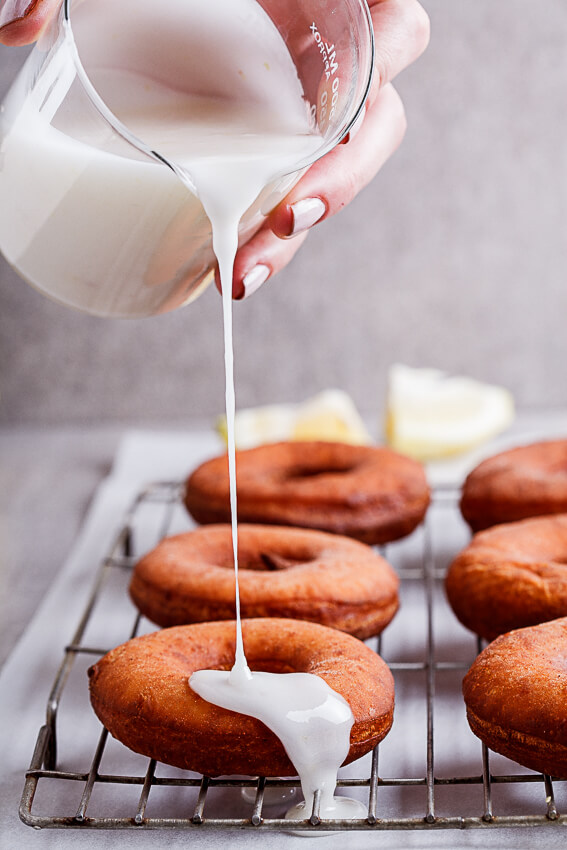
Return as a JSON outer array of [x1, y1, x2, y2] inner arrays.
[[216, 389, 372, 449], [385, 364, 515, 461], [216, 404, 296, 449], [292, 390, 372, 444]]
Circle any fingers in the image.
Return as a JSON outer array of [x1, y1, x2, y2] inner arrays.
[[224, 83, 406, 296], [268, 83, 407, 238], [228, 82, 408, 297], [0, 0, 61, 46], [215, 226, 310, 300], [368, 0, 430, 91]]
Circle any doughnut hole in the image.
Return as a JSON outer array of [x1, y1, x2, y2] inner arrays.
[[285, 460, 360, 481]]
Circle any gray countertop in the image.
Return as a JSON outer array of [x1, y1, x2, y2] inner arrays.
[[0, 427, 123, 669]]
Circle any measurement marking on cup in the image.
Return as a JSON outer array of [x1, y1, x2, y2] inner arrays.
[[310, 22, 338, 79], [310, 22, 340, 123]]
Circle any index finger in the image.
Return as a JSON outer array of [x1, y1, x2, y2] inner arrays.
[[369, 0, 430, 93]]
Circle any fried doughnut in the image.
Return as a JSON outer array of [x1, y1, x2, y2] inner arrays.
[[445, 514, 567, 641], [463, 617, 567, 778], [129, 524, 399, 640], [184, 441, 430, 545], [88, 618, 395, 777], [460, 439, 567, 532]]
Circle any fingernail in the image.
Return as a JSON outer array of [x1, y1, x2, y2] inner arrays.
[[289, 198, 326, 236], [241, 264, 270, 299], [0, 0, 35, 27]]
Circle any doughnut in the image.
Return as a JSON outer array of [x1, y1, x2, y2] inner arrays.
[[460, 439, 567, 532], [445, 514, 567, 641], [129, 524, 399, 640], [88, 618, 395, 777], [184, 441, 430, 545], [463, 617, 567, 778]]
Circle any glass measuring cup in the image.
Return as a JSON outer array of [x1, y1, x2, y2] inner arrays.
[[0, 0, 374, 318]]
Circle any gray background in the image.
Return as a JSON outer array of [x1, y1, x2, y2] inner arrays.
[[0, 0, 566, 783], [1, 0, 566, 429]]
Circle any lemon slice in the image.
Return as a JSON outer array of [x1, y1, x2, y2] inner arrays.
[[385, 364, 515, 461], [216, 404, 296, 450], [292, 390, 372, 444], [216, 389, 372, 449]]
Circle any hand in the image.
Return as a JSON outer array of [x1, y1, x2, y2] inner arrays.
[[229, 0, 430, 299], [0, 0, 429, 300]]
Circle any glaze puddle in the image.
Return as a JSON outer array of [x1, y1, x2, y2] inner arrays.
[[189, 667, 356, 815]]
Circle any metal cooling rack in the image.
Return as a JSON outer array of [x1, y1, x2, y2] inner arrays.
[[19, 480, 567, 833]]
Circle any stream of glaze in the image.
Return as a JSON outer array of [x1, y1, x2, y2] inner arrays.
[[187, 149, 366, 821]]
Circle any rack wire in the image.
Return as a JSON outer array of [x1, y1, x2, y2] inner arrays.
[[19, 480, 567, 833]]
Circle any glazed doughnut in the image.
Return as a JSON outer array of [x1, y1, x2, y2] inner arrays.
[[463, 617, 567, 778], [88, 618, 395, 777], [184, 441, 430, 545], [460, 439, 567, 532], [445, 514, 567, 641], [129, 524, 399, 640]]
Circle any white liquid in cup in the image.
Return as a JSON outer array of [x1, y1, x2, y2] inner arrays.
[[0, 0, 319, 317]]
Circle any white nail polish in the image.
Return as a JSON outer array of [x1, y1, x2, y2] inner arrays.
[[242, 264, 270, 299], [290, 198, 326, 236]]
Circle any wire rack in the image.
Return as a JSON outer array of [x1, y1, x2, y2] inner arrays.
[[19, 480, 567, 833]]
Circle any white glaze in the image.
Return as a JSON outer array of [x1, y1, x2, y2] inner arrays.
[[190, 668, 353, 812], [188, 101, 362, 818], [160, 5, 365, 821]]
